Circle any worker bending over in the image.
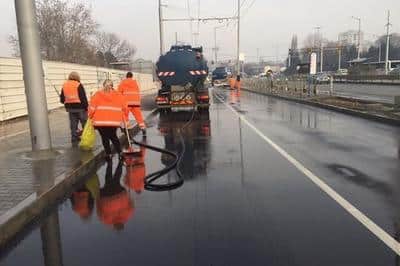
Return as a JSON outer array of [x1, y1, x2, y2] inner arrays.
[[118, 72, 146, 136]]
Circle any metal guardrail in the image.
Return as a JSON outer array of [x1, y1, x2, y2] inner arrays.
[[333, 75, 400, 84], [242, 78, 318, 98]]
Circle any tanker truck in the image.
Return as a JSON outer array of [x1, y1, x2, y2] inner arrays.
[[155, 45, 210, 111]]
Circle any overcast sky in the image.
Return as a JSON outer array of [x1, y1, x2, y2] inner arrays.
[[1, 0, 399, 62]]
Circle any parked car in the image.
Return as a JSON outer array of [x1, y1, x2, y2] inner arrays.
[[389, 67, 400, 76], [316, 73, 331, 83], [212, 67, 231, 85], [336, 69, 348, 76]]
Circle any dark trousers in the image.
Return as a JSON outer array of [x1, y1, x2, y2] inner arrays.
[[96, 127, 121, 155], [68, 110, 87, 142]]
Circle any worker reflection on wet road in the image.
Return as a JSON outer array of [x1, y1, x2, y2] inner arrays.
[[158, 111, 211, 179], [96, 160, 133, 231], [229, 88, 241, 105], [124, 142, 147, 194], [70, 174, 99, 220]]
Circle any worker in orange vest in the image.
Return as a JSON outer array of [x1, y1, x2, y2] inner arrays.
[[97, 160, 133, 231], [60, 72, 88, 144], [118, 72, 146, 136], [124, 143, 146, 194], [89, 79, 128, 160], [235, 74, 241, 90], [229, 76, 236, 90], [70, 174, 99, 220]]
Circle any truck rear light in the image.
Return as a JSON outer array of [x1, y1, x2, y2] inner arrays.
[[201, 125, 210, 136], [198, 95, 209, 100], [156, 96, 168, 104]]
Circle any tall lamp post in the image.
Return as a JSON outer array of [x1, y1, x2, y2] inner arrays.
[[351, 16, 362, 60], [14, 0, 52, 151]]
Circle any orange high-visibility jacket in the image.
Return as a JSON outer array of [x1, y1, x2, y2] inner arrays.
[[71, 191, 92, 219], [89, 90, 128, 127], [229, 78, 236, 89], [125, 165, 145, 193], [62, 80, 81, 103], [124, 147, 146, 193], [97, 191, 133, 226], [118, 78, 141, 106], [235, 81, 241, 90]]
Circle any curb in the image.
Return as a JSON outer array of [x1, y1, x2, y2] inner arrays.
[[0, 108, 159, 249], [242, 88, 400, 127]]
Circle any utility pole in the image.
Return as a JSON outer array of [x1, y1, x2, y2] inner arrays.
[[385, 10, 391, 75], [236, 0, 241, 75], [158, 0, 165, 55], [352, 16, 361, 60], [195, 0, 200, 46], [14, 0, 52, 151], [338, 46, 342, 71], [288, 49, 291, 68], [378, 42, 382, 63], [320, 44, 324, 73], [213, 27, 218, 63]]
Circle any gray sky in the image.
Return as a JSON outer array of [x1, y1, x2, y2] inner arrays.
[[1, 0, 399, 62]]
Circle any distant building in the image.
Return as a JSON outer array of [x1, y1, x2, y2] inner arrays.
[[338, 30, 364, 46], [131, 59, 155, 75]]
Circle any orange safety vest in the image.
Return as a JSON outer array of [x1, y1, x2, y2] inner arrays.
[[125, 164, 146, 193], [71, 191, 92, 219], [97, 191, 133, 226], [63, 80, 81, 103], [235, 80, 241, 90], [229, 78, 236, 89], [118, 78, 141, 106], [89, 90, 128, 127]]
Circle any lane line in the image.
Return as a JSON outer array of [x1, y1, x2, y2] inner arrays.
[[0, 130, 29, 141], [213, 90, 400, 255]]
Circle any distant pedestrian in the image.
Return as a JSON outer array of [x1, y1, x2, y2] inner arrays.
[[235, 75, 241, 90], [118, 72, 146, 136], [60, 72, 88, 144], [89, 79, 128, 160]]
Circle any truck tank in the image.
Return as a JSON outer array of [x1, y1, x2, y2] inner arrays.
[[155, 45, 210, 110]]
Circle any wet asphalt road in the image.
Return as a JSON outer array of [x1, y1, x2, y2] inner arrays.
[[1, 88, 400, 266]]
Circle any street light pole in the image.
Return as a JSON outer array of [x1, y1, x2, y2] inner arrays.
[[352, 16, 361, 60], [385, 10, 391, 75], [236, 0, 241, 75], [14, 0, 52, 151], [214, 27, 218, 63], [158, 0, 165, 55]]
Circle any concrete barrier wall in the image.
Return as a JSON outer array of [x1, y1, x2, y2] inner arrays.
[[0, 57, 157, 121]]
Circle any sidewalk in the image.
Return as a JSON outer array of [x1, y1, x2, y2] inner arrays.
[[0, 94, 157, 246]]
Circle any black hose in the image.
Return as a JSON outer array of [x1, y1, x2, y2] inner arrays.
[[129, 107, 196, 192]]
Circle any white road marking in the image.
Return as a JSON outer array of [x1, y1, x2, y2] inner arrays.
[[0, 130, 29, 141], [213, 90, 400, 255]]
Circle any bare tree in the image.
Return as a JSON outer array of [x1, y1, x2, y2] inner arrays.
[[95, 31, 136, 67], [9, 0, 98, 65]]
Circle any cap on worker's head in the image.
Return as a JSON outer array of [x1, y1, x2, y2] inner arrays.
[[126, 72, 133, 78], [68, 71, 81, 82]]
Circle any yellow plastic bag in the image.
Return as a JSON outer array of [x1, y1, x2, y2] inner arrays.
[[79, 119, 96, 151]]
